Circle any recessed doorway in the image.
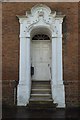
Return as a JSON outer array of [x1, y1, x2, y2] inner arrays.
[[31, 36, 52, 81], [17, 4, 65, 107]]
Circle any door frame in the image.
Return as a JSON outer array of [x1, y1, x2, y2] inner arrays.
[[17, 4, 65, 107]]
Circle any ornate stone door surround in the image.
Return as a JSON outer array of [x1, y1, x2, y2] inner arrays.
[[17, 4, 65, 107]]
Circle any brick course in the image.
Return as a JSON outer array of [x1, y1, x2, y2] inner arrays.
[[2, 2, 79, 107]]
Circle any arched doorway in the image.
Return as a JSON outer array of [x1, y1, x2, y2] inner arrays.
[[17, 4, 65, 107], [31, 27, 52, 81]]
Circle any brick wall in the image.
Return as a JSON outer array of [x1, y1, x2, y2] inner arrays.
[[78, 2, 80, 106], [2, 80, 18, 106], [2, 2, 79, 107]]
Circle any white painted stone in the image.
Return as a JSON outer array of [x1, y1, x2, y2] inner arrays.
[[17, 4, 65, 107], [52, 84, 65, 107], [17, 84, 29, 106], [17, 37, 31, 105]]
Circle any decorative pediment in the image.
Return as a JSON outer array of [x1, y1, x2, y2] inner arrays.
[[17, 4, 65, 38], [31, 4, 51, 16]]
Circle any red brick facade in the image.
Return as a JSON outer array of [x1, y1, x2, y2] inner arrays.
[[78, 2, 80, 106], [2, 2, 79, 107]]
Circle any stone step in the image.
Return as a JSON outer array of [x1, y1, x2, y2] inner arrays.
[[28, 79, 58, 110], [31, 93, 51, 96], [32, 79, 50, 82], [27, 102, 58, 110], [29, 98, 53, 102], [30, 94, 51, 99], [32, 85, 50, 89], [28, 103, 57, 108], [31, 80, 51, 89], [31, 89, 51, 94], [32, 81, 51, 85]]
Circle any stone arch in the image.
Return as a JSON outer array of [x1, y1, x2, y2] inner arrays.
[[30, 26, 52, 41]]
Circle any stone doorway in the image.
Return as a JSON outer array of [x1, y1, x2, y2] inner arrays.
[[17, 4, 65, 107]]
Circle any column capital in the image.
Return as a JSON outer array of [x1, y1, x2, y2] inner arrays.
[[19, 35, 26, 38], [26, 36, 30, 38], [19, 35, 30, 38], [52, 37, 57, 39], [52, 35, 63, 39]]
